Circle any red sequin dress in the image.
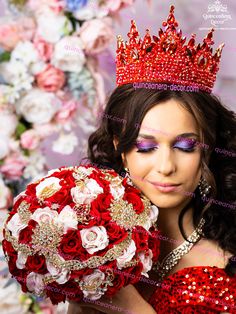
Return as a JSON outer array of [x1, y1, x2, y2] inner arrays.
[[149, 266, 236, 313]]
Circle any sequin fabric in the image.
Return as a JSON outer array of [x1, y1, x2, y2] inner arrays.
[[149, 266, 236, 313]]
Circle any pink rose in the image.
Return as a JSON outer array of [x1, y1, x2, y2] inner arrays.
[[79, 18, 113, 54], [0, 154, 28, 180], [0, 178, 13, 210], [0, 17, 36, 51], [36, 64, 66, 92], [33, 36, 54, 62], [20, 130, 41, 150], [55, 100, 77, 123]]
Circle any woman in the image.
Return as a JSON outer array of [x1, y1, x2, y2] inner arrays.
[[68, 5, 236, 314]]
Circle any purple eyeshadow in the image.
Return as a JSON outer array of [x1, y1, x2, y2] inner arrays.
[[135, 141, 157, 150]]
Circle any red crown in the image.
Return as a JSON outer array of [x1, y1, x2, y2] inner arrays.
[[116, 5, 224, 93]]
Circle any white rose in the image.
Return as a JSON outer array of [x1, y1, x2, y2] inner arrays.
[[36, 177, 61, 199], [80, 226, 109, 254], [51, 36, 85, 72], [0, 177, 12, 209], [46, 257, 70, 284], [0, 108, 17, 137], [109, 178, 125, 200], [56, 205, 78, 233], [81, 269, 106, 300], [143, 204, 159, 231], [31, 207, 58, 225], [138, 249, 153, 278], [36, 10, 73, 43], [0, 60, 34, 90], [52, 132, 78, 155], [117, 239, 136, 269], [6, 213, 27, 238], [16, 252, 28, 269], [16, 88, 61, 124], [0, 134, 10, 159], [26, 272, 45, 295], [71, 178, 103, 204]]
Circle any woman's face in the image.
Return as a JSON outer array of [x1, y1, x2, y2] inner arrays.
[[117, 99, 202, 210]]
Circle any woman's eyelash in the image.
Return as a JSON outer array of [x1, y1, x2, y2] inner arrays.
[[135, 140, 197, 153]]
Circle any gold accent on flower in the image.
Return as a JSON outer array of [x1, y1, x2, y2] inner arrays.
[[108, 197, 151, 229], [38, 184, 60, 200], [18, 201, 31, 224]]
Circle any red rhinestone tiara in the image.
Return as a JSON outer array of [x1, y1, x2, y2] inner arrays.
[[116, 5, 224, 93]]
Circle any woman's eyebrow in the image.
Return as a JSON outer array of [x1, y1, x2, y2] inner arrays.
[[137, 133, 200, 140]]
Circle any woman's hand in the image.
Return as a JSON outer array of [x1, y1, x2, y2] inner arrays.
[[68, 285, 156, 314]]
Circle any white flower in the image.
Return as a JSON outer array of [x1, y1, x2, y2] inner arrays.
[[16, 88, 61, 124], [0, 84, 22, 104], [26, 272, 45, 295], [23, 151, 47, 181], [0, 108, 17, 137], [143, 204, 159, 231], [52, 132, 78, 155], [11, 41, 39, 67], [51, 36, 85, 72], [0, 60, 34, 91], [73, 1, 108, 20], [36, 177, 61, 199], [16, 252, 28, 269], [81, 269, 106, 300], [138, 249, 153, 278], [80, 226, 109, 254], [46, 256, 70, 284], [0, 135, 10, 159], [56, 205, 77, 233], [117, 239, 136, 269], [31, 207, 58, 225], [109, 178, 125, 200], [36, 10, 73, 43], [6, 213, 28, 238], [71, 178, 103, 204]]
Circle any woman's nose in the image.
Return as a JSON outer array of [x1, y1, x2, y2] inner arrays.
[[154, 146, 176, 175]]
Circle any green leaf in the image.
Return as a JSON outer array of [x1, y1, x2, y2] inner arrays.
[[0, 51, 11, 63], [15, 122, 27, 139]]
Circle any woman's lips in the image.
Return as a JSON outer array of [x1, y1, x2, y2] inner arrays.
[[149, 182, 181, 193]]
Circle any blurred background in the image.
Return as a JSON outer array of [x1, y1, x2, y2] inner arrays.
[[0, 0, 235, 313]]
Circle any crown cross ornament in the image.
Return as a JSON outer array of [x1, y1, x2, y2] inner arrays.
[[116, 5, 224, 93]]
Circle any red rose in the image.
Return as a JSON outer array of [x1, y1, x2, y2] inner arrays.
[[91, 192, 113, 212], [18, 220, 38, 244], [106, 222, 128, 244], [124, 261, 144, 285], [123, 192, 144, 214], [26, 254, 48, 274], [2, 239, 16, 257], [11, 268, 29, 292], [106, 270, 127, 297], [132, 226, 149, 253], [58, 230, 88, 260], [149, 227, 161, 263], [45, 281, 66, 304], [60, 280, 83, 302]]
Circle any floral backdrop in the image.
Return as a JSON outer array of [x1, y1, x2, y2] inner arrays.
[[0, 0, 138, 313]]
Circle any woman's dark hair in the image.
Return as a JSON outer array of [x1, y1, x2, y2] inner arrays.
[[84, 83, 236, 276]]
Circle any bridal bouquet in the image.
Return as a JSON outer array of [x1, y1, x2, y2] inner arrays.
[[2, 164, 160, 304]]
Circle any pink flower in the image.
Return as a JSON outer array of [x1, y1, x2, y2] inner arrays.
[[0, 17, 36, 51], [20, 130, 41, 150], [102, 0, 134, 13], [79, 17, 113, 54], [0, 178, 13, 210], [0, 154, 28, 180], [33, 36, 54, 62], [36, 64, 66, 92], [55, 100, 77, 123]]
